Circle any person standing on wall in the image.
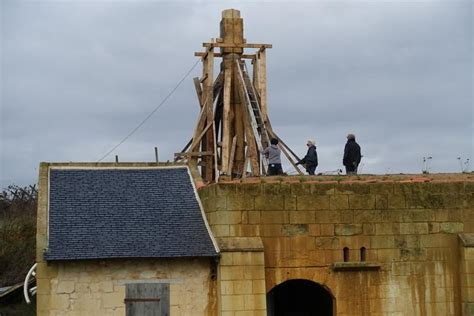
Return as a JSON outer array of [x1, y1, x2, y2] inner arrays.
[[343, 133, 362, 175], [297, 139, 318, 175], [264, 138, 283, 176]]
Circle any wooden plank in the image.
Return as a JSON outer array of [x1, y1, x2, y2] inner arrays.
[[190, 107, 207, 152], [203, 43, 272, 49], [257, 49, 268, 123], [195, 52, 256, 59], [233, 62, 245, 177], [125, 283, 169, 316], [193, 77, 203, 108], [175, 151, 214, 157], [227, 135, 237, 176], [221, 65, 232, 174], [203, 49, 214, 182]]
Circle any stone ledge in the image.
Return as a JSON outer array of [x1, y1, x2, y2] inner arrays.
[[217, 237, 264, 252], [459, 233, 474, 247], [331, 262, 381, 271]]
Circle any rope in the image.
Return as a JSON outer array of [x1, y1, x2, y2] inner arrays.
[[96, 59, 201, 162]]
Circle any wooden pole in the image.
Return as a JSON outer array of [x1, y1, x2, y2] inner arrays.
[[154, 147, 159, 163], [115, 155, 119, 163]]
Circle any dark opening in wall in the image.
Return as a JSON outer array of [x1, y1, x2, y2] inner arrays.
[[343, 247, 349, 262], [360, 247, 366, 262]]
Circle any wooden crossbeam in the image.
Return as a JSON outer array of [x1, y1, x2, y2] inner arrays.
[[193, 77, 203, 108], [175, 151, 214, 157], [203, 43, 272, 49], [227, 136, 237, 176], [194, 52, 256, 59]]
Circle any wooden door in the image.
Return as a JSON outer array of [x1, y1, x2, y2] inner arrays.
[[125, 283, 169, 316]]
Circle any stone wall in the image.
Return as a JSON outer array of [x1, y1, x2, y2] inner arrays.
[[199, 175, 473, 315], [36, 259, 216, 315]]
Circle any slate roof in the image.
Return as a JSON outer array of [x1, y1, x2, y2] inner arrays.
[[44, 167, 219, 260]]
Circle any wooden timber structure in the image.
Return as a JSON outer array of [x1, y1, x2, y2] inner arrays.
[[176, 9, 303, 182]]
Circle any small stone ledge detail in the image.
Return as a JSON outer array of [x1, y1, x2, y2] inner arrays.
[[331, 262, 381, 271]]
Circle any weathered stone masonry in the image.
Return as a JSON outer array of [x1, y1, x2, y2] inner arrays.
[[199, 176, 474, 315]]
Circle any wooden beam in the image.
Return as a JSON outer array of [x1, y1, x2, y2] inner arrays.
[[193, 77, 203, 108], [175, 151, 214, 157], [227, 136, 237, 176], [203, 43, 272, 49], [257, 49, 268, 123], [221, 66, 232, 174], [195, 52, 256, 59]]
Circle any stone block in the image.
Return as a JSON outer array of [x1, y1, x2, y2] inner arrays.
[[243, 266, 265, 280], [213, 225, 230, 237], [315, 237, 340, 249], [252, 280, 266, 294], [309, 224, 321, 236], [233, 280, 252, 294], [297, 195, 330, 210], [315, 210, 340, 223], [406, 193, 445, 209], [261, 211, 287, 224], [375, 194, 388, 209], [99, 280, 114, 293], [221, 294, 244, 311], [311, 183, 335, 195], [102, 291, 124, 309], [282, 224, 309, 236], [363, 223, 376, 235], [440, 222, 463, 234], [371, 236, 395, 248], [284, 196, 297, 211], [227, 195, 254, 211], [329, 195, 349, 210], [377, 248, 400, 262], [428, 222, 440, 233], [289, 211, 315, 224], [369, 183, 394, 195], [220, 253, 234, 266], [349, 195, 376, 209], [400, 223, 428, 234], [216, 184, 237, 196], [401, 209, 435, 222], [243, 294, 266, 310], [248, 211, 261, 224], [229, 224, 260, 237], [50, 293, 70, 310], [243, 183, 263, 196], [388, 194, 406, 209], [290, 183, 312, 195], [255, 195, 284, 211], [215, 211, 243, 224], [221, 280, 234, 295], [376, 223, 400, 235], [335, 224, 362, 236], [321, 224, 335, 236], [220, 266, 244, 280], [261, 224, 283, 236], [57, 280, 75, 294]]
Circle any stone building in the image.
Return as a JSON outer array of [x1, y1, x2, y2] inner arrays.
[[36, 162, 474, 315]]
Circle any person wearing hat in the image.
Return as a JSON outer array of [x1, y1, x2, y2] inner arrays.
[[297, 139, 318, 175], [343, 133, 361, 175], [264, 138, 283, 176]]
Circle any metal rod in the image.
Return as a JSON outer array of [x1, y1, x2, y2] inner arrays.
[[155, 147, 159, 163]]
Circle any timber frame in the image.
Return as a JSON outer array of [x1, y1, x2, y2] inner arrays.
[[176, 9, 303, 182]]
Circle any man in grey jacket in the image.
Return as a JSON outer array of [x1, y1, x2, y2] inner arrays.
[[264, 138, 283, 175]]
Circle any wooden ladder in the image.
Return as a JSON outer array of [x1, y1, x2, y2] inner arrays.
[[236, 59, 270, 174]]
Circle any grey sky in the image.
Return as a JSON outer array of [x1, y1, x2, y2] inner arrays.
[[1, 0, 472, 188]]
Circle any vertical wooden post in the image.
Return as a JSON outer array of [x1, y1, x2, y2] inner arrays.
[[202, 49, 215, 182], [257, 49, 268, 123], [154, 147, 159, 163], [221, 65, 232, 174], [115, 155, 119, 163]]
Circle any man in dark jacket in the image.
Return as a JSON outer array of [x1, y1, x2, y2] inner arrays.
[[297, 139, 318, 175], [343, 134, 361, 175]]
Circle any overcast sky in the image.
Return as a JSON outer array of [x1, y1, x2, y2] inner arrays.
[[1, 0, 472, 188]]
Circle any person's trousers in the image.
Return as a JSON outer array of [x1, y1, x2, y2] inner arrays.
[[306, 165, 317, 175], [345, 165, 358, 175], [268, 163, 283, 176]]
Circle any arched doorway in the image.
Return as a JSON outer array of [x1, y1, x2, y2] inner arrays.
[[266, 279, 334, 316]]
